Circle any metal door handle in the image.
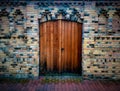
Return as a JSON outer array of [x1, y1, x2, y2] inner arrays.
[[61, 48, 64, 51]]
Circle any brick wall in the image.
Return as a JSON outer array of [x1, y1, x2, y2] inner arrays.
[[0, 1, 120, 79]]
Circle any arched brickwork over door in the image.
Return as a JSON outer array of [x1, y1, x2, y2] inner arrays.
[[39, 20, 82, 75]]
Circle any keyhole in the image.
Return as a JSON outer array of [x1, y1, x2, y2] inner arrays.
[[61, 48, 64, 51]]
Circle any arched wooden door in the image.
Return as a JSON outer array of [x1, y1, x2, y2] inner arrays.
[[40, 20, 82, 75]]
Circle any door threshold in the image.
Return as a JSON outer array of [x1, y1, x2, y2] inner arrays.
[[40, 73, 81, 76], [39, 75, 82, 80]]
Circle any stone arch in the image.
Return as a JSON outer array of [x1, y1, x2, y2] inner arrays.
[[39, 8, 83, 23]]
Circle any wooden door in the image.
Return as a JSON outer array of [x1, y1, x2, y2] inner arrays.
[[40, 20, 82, 75]]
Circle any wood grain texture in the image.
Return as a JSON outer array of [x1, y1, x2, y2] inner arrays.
[[50, 21, 54, 71], [64, 21, 68, 72], [40, 23, 43, 70], [58, 20, 61, 73], [61, 20, 65, 72], [43, 22, 47, 71], [71, 22, 74, 72], [53, 21, 58, 72], [46, 21, 50, 71], [40, 20, 82, 74]]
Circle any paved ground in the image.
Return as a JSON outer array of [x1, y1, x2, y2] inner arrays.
[[0, 76, 120, 91]]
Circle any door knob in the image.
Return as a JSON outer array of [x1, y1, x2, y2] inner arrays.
[[61, 48, 64, 51]]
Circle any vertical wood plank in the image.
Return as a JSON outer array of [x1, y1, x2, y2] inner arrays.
[[40, 23, 43, 71], [46, 22, 50, 71], [57, 20, 60, 72], [43, 22, 47, 72], [67, 21, 71, 72], [49, 22, 52, 72], [69, 21, 72, 72], [53, 21, 56, 71], [74, 22, 77, 72], [77, 23, 80, 72], [71, 22, 75, 72], [76, 22, 79, 70], [51, 21, 54, 71], [58, 20, 62, 73], [64, 21, 68, 72], [53, 21, 58, 72], [61, 20, 65, 72], [77, 23, 82, 72], [40, 22, 47, 73], [67, 21, 69, 72]]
